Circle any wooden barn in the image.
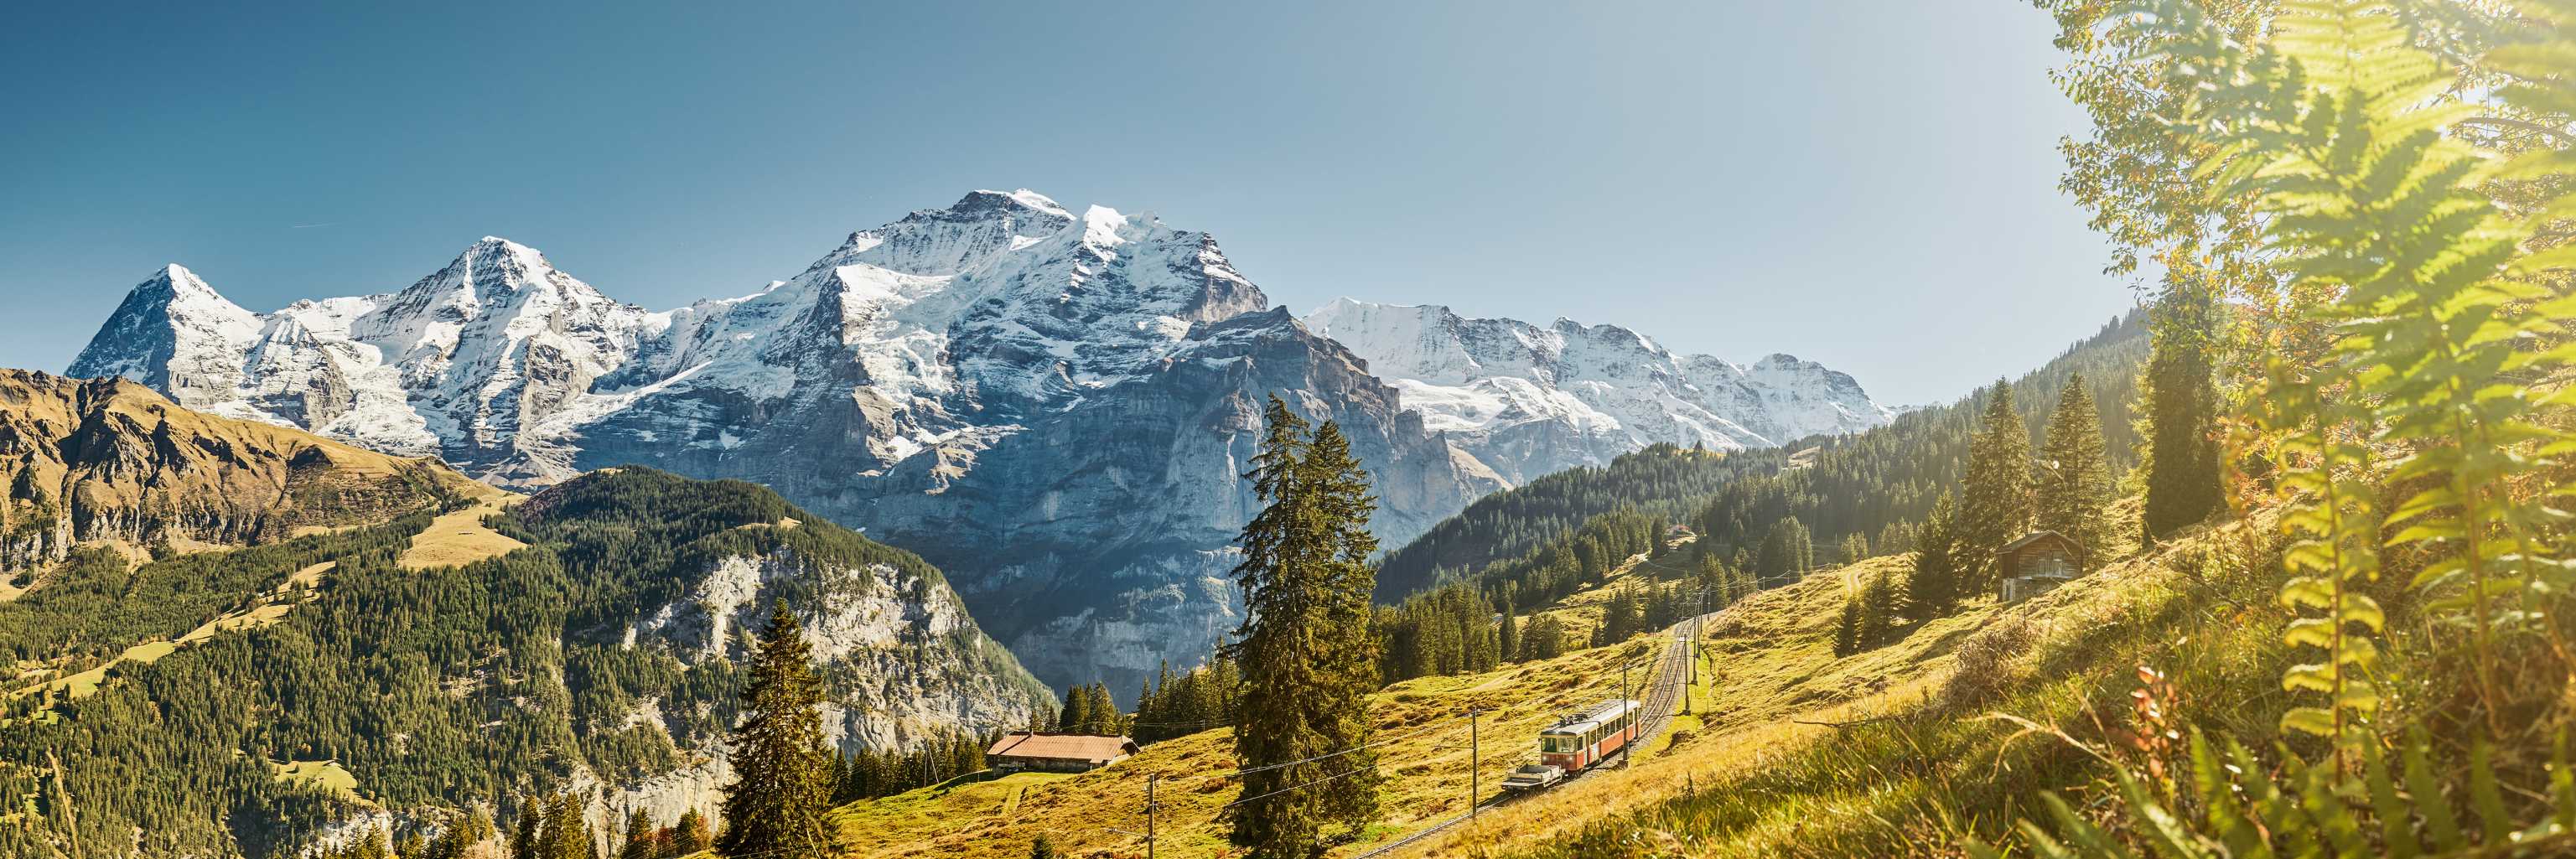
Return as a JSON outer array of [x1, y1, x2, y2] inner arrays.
[[1998, 530, 2081, 603], [985, 732, 1138, 774]]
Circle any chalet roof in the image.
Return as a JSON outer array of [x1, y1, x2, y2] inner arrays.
[[986, 732, 1138, 763], [2000, 530, 2078, 554]]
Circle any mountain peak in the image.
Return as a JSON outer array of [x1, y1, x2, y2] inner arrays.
[[952, 189, 1071, 220], [1305, 299, 1894, 475]]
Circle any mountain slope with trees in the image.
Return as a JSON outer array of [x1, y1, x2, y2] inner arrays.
[[0, 457, 1049, 859]]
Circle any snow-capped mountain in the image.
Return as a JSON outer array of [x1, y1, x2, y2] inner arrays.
[[1302, 298, 1893, 482], [65, 189, 1888, 696], [67, 191, 1505, 696]]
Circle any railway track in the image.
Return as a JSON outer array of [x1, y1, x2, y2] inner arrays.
[[1349, 613, 1703, 858]]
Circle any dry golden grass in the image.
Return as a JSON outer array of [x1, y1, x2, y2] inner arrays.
[[398, 491, 526, 570], [1394, 506, 2208, 859], [272, 759, 360, 797], [832, 638, 1672, 858]]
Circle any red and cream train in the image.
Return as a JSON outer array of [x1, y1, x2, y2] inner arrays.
[[1502, 697, 1641, 792]]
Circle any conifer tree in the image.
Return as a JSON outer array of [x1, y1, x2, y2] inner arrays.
[[511, 799, 542, 859], [537, 793, 592, 859], [2034, 374, 2115, 570], [1959, 380, 2034, 595], [1057, 684, 1091, 732], [1832, 595, 1863, 657], [1908, 492, 1963, 617], [2139, 282, 2226, 541], [618, 810, 656, 859], [1856, 571, 1894, 647], [1497, 611, 1520, 663], [716, 602, 832, 859], [1841, 533, 1871, 566], [1229, 398, 1384, 856], [354, 825, 390, 859], [671, 810, 713, 857], [1300, 421, 1386, 831]]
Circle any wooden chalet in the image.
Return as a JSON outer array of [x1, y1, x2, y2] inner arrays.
[[1998, 530, 2082, 603]]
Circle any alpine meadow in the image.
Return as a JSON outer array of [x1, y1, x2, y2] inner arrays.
[[2, 2, 2573, 858]]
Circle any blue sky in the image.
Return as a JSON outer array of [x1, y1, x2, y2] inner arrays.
[[0, 1, 2137, 406]]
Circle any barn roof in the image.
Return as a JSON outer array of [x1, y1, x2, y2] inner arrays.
[[986, 732, 1137, 763], [2000, 530, 2078, 553]]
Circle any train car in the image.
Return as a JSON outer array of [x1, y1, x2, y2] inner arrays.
[[1537, 698, 1642, 774]]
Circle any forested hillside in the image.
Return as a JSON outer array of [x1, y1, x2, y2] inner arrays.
[[1684, 311, 2146, 578], [0, 466, 1048, 859], [1372, 442, 1775, 601]]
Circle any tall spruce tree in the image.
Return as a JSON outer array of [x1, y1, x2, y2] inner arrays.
[[1856, 570, 1895, 647], [511, 799, 542, 859], [1300, 421, 1386, 831], [1908, 492, 1963, 617], [1229, 398, 1385, 856], [2139, 282, 2226, 541], [1959, 380, 2034, 596], [541, 793, 592, 859], [2034, 374, 2115, 570], [618, 810, 655, 859], [1056, 685, 1088, 732], [716, 602, 832, 859]]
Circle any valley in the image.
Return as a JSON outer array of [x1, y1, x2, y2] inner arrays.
[[4, 3, 2572, 854]]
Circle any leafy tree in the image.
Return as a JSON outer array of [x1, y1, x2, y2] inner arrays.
[[2138, 284, 2227, 542], [715, 603, 832, 859]]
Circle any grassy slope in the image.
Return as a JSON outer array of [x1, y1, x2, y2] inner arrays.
[[828, 638, 1669, 858], [1392, 502, 2296, 859], [827, 527, 2084, 859]]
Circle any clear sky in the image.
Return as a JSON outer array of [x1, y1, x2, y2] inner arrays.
[[0, 1, 2138, 406]]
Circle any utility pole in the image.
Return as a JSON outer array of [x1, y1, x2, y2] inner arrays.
[[1620, 660, 1633, 768], [1146, 774, 1159, 859], [1469, 706, 1482, 823]]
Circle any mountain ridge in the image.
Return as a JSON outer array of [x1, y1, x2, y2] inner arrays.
[[62, 189, 1888, 696], [1301, 297, 1891, 483]]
